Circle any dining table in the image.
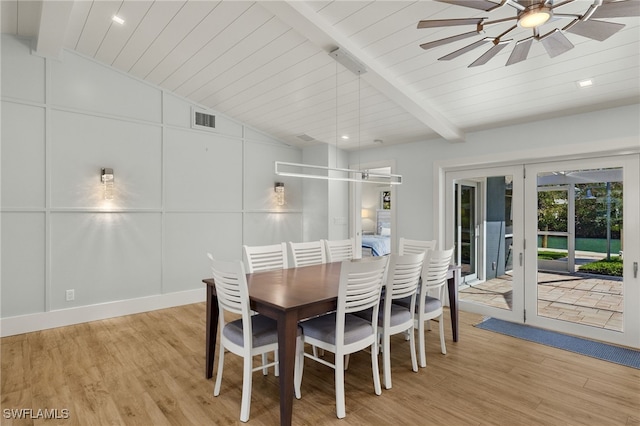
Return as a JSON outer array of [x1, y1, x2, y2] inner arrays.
[[202, 261, 460, 426]]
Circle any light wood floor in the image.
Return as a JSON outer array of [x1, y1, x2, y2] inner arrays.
[[2, 304, 639, 425]]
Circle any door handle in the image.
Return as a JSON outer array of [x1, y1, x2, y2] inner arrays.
[[519, 253, 523, 267], [634, 262, 638, 278]]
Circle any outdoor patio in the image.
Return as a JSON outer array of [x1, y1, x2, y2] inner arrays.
[[459, 272, 623, 331]]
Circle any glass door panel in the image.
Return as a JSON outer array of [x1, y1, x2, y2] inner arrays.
[[446, 167, 524, 323], [456, 182, 478, 282], [525, 156, 639, 348]]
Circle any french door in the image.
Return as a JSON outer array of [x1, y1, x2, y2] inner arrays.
[[446, 166, 524, 323], [524, 155, 639, 348], [446, 154, 639, 347]]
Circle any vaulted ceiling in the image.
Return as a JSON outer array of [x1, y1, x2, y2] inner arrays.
[[2, 0, 639, 150]]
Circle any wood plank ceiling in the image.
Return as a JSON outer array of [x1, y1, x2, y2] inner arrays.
[[2, 0, 639, 150]]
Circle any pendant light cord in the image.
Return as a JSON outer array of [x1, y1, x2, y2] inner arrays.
[[335, 60, 338, 170], [358, 71, 361, 174]]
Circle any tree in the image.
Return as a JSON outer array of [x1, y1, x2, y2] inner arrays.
[[575, 183, 623, 239]]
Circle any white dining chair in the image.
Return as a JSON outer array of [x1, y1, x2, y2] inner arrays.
[[393, 248, 454, 368], [242, 243, 288, 374], [208, 255, 303, 423], [398, 237, 437, 333], [398, 237, 436, 256], [355, 252, 425, 389], [288, 240, 328, 358], [323, 238, 355, 263], [242, 243, 288, 273], [298, 256, 389, 419], [288, 240, 326, 267]]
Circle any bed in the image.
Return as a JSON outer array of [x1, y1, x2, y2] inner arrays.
[[362, 209, 391, 256]]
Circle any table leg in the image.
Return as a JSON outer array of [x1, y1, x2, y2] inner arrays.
[[206, 285, 219, 379], [277, 311, 298, 426], [447, 271, 459, 342]]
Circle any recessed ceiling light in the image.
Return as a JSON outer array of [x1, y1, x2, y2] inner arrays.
[[112, 15, 125, 25], [577, 79, 593, 88], [341, 135, 349, 140]]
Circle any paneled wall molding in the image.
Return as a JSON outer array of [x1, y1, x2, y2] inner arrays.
[[243, 210, 304, 214], [162, 121, 243, 142], [0, 96, 47, 109], [46, 102, 165, 129], [1, 34, 304, 331]]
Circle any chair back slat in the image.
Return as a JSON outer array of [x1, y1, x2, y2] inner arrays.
[[339, 258, 388, 314], [323, 238, 355, 263], [243, 243, 288, 273], [386, 252, 425, 300], [207, 254, 251, 327], [421, 248, 455, 294], [289, 241, 326, 267], [398, 238, 436, 256]]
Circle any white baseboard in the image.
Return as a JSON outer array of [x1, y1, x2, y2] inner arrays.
[[0, 288, 206, 337]]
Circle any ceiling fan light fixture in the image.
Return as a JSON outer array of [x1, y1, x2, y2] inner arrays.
[[518, 5, 552, 28]]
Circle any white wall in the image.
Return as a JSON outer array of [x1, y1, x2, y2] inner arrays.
[[0, 35, 303, 335], [328, 146, 349, 240], [350, 103, 640, 246], [3, 32, 637, 336], [302, 145, 329, 241]]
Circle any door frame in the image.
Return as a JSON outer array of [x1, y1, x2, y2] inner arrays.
[[349, 159, 397, 258], [436, 147, 639, 348]]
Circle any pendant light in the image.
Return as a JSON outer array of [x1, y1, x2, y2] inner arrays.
[[275, 47, 402, 185]]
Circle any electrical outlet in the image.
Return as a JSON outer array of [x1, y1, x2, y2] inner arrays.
[[491, 261, 496, 270], [66, 289, 75, 301]]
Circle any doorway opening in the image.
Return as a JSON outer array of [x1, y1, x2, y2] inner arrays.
[[360, 167, 392, 257]]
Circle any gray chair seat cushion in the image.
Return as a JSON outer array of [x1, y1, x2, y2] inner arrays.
[[354, 302, 411, 327], [393, 295, 442, 314], [224, 314, 301, 347], [301, 312, 373, 345]]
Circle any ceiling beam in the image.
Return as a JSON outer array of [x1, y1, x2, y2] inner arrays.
[[35, 0, 74, 60], [262, 1, 465, 143]]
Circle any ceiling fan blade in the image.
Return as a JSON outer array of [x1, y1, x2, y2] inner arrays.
[[436, 0, 502, 12], [565, 19, 625, 41], [420, 30, 481, 50], [418, 18, 485, 29], [483, 16, 518, 26], [469, 40, 511, 67], [590, 0, 640, 19], [540, 29, 574, 58], [438, 38, 493, 60], [550, 0, 577, 10], [506, 37, 534, 66]]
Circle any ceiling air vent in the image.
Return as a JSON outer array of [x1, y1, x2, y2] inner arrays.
[[296, 134, 315, 142]]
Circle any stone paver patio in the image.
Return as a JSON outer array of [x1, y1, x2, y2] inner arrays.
[[459, 272, 623, 331]]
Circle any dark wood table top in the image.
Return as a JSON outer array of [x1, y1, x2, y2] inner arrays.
[[203, 261, 342, 312]]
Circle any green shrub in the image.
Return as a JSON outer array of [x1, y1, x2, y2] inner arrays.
[[537, 250, 567, 260], [578, 257, 623, 277]]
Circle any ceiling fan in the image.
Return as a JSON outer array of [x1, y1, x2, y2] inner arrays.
[[417, 0, 640, 67]]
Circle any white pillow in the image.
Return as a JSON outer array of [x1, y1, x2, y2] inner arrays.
[[380, 227, 391, 236]]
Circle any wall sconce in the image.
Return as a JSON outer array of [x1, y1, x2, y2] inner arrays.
[[274, 182, 285, 206], [101, 168, 114, 200]]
